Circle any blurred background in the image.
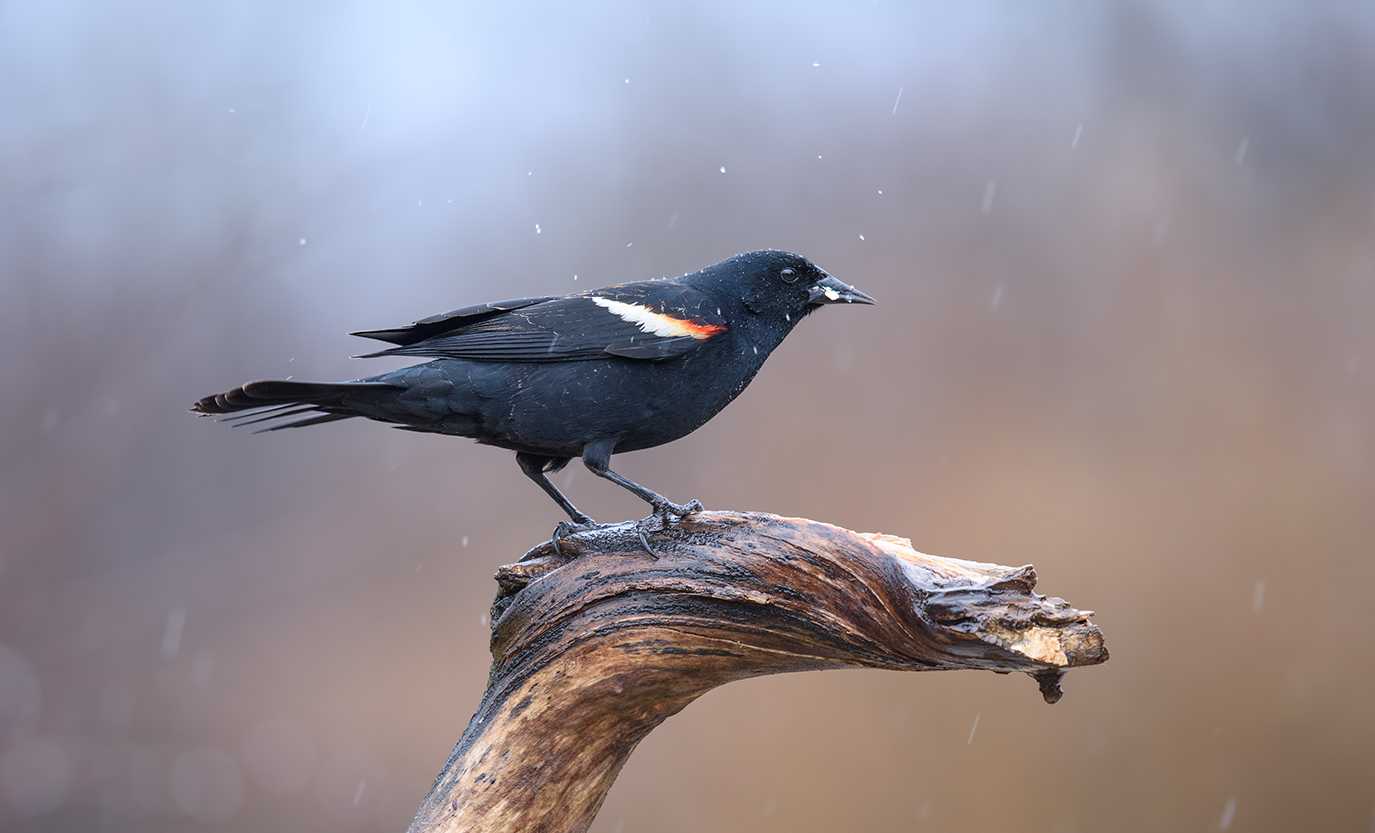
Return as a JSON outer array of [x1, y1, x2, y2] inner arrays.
[[3, 2, 1373, 831]]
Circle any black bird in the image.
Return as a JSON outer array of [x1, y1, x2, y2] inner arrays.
[[193, 250, 875, 549]]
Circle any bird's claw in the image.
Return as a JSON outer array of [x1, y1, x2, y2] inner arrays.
[[630, 498, 703, 558], [651, 497, 704, 521], [633, 522, 657, 558], [550, 517, 604, 557]]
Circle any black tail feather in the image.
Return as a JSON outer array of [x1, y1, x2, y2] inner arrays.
[[252, 412, 354, 433], [217, 403, 303, 423], [349, 327, 416, 346], [191, 380, 399, 415], [232, 406, 320, 428], [191, 379, 401, 434]]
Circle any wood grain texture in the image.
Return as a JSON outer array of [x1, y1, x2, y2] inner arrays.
[[407, 511, 1108, 833]]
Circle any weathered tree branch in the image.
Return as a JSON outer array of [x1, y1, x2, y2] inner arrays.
[[407, 511, 1108, 833]]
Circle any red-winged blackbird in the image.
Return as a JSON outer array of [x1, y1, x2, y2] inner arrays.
[[193, 249, 874, 548]]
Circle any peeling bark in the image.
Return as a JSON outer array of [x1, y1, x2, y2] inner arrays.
[[407, 511, 1108, 833]]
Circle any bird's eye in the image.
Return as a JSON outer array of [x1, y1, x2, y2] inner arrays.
[[779, 267, 799, 283]]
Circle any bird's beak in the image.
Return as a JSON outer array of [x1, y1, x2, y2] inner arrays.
[[808, 274, 877, 306]]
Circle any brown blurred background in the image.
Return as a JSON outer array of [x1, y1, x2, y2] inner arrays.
[[2, 2, 1373, 831]]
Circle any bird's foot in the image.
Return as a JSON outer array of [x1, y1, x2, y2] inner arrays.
[[630, 516, 661, 558], [631, 498, 704, 558], [550, 516, 611, 557], [651, 497, 704, 521]]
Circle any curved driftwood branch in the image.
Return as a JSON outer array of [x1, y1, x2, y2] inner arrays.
[[408, 511, 1108, 833]]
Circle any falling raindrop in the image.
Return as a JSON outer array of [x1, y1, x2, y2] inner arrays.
[[891, 87, 904, 115], [161, 607, 186, 660], [1219, 797, 1237, 831], [981, 181, 997, 214], [966, 712, 981, 744], [0, 643, 42, 733], [1071, 123, 1083, 149]]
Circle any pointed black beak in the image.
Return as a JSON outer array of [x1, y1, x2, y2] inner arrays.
[[808, 274, 877, 306]]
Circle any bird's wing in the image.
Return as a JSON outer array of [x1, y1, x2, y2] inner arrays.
[[350, 296, 559, 346], [357, 282, 728, 363]]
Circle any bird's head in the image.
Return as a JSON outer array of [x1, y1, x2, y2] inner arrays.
[[699, 250, 876, 327]]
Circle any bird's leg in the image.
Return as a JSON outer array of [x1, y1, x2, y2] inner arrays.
[[517, 453, 593, 523], [580, 441, 703, 556], [517, 453, 608, 555]]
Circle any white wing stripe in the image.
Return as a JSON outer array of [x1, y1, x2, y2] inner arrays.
[[589, 296, 717, 339]]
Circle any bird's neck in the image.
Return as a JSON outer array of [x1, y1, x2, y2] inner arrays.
[[726, 309, 798, 357]]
